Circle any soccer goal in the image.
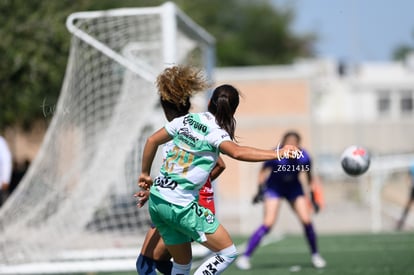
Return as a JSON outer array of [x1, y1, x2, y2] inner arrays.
[[316, 151, 414, 233], [0, 2, 215, 274]]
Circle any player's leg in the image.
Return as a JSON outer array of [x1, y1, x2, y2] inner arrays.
[[236, 197, 281, 270], [396, 187, 414, 230], [148, 195, 193, 275], [156, 224, 192, 275], [165, 242, 192, 275], [194, 224, 238, 275], [246, 197, 280, 255], [168, 201, 237, 274], [136, 227, 159, 275], [136, 227, 172, 275], [291, 195, 326, 268], [164, 221, 236, 274], [396, 201, 410, 230]]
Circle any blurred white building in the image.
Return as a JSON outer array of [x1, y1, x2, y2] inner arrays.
[[304, 57, 414, 157], [214, 57, 414, 234], [313, 58, 414, 123]]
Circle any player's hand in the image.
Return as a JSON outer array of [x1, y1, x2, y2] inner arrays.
[[134, 190, 150, 208], [138, 174, 153, 190], [252, 184, 266, 204], [310, 177, 324, 214], [310, 191, 320, 213], [276, 145, 301, 159]]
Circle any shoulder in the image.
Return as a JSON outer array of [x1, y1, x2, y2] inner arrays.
[[297, 148, 311, 164], [198, 112, 218, 128], [164, 115, 186, 134], [199, 112, 227, 135], [300, 148, 311, 158]]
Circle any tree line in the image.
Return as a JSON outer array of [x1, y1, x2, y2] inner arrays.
[[0, 0, 316, 130]]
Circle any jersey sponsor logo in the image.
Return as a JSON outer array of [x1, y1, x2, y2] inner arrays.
[[153, 175, 178, 190], [178, 128, 199, 147], [183, 115, 208, 133]]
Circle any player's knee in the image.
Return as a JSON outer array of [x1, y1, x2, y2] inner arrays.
[[218, 244, 238, 263]]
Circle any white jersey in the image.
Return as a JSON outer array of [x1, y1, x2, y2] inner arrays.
[[151, 112, 231, 206], [162, 141, 175, 160]]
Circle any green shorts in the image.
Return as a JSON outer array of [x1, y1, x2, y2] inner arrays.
[[149, 193, 220, 245]]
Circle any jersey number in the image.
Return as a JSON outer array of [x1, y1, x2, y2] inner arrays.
[[165, 146, 194, 176]]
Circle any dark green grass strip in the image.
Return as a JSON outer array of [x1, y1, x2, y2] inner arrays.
[[76, 232, 414, 275]]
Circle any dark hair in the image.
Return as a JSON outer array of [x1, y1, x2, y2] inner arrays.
[[281, 131, 301, 146], [208, 84, 240, 140], [160, 97, 191, 122]]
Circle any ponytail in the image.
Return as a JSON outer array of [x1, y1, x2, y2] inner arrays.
[[208, 85, 240, 140]]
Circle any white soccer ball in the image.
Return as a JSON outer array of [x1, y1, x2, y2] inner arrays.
[[340, 145, 370, 176]]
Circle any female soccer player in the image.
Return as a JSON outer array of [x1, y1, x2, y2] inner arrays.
[[138, 84, 299, 275], [135, 65, 225, 275], [236, 131, 326, 270]]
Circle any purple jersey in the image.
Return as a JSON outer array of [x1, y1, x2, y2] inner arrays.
[[263, 148, 311, 201]]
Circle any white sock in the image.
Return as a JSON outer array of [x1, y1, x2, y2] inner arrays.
[[172, 261, 191, 275], [194, 244, 238, 275]]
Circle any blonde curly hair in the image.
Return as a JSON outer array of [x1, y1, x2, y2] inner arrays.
[[156, 65, 209, 106]]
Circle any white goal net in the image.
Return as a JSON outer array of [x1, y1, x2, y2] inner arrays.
[[0, 2, 214, 273]]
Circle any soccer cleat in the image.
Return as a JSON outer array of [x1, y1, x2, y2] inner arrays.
[[236, 255, 251, 270], [311, 254, 326, 268]]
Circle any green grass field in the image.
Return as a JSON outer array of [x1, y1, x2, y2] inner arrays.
[[225, 232, 414, 275], [92, 232, 414, 275]]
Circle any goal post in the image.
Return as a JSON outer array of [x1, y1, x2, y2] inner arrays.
[[0, 2, 215, 273]]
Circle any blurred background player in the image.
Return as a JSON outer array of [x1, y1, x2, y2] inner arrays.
[[134, 65, 226, 274], [236, 131, 326, 270], [0, 135, 12, 207], [396, 160, 414, 231]]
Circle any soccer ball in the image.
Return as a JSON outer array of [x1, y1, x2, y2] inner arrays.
[[340, 145, 370, 176]]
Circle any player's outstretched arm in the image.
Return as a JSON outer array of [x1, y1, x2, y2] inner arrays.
[[138, 128, 172, 190], [219, 141, 298, 162]]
